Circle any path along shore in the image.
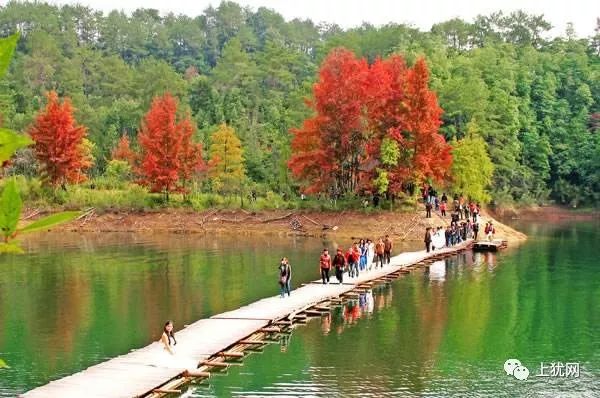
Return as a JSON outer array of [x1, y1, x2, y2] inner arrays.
[[45, 207, 527, 243], [22, 239, 478, 398]]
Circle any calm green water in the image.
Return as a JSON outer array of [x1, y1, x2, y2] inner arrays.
[[185, 221, 599, 397], [0, 222, 598, 397], [0, 231, 419, 396]]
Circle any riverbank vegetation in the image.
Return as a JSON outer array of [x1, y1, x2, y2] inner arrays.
[[0, 1, 599, 213]]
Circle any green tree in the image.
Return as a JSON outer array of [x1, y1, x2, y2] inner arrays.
[[208, 123, 246, 193], [450, 122, 494, 203]]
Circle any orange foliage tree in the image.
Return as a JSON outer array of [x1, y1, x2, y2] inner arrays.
[[178, 116, 206, 194], [289, 49, 452, 197], [28, 91, 91, 186], [288, 48, 369, 194], [138, 93, 204, 199], [111, 135, 136, 165]]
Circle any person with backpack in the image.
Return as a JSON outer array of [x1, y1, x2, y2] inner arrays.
[[332, 248, 346, 284], [383, 235, 393, 265], [278, 257, 292, 298], [319, 249, 331, 284]]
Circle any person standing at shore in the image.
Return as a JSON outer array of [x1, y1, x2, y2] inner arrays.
[[383, 235, 393, 265], [473, 220, 480, 240], [425, 201, 432, 218], [319, 249, 331, 284], [440, 200, 447, 217], [485, 221, 495, 241]]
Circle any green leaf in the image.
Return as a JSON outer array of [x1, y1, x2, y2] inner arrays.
[[0, 33, 19, 80], [0, 128, 33, 164], [0, 358, 10, 369], [0, 179, 22, 240], [18, 211, 80, 234], [0, 241, 23, 254]]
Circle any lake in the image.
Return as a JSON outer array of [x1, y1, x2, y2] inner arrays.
[[0, 221, 598, 397]]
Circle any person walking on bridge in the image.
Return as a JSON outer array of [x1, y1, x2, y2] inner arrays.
[[319, 249, 331, 284], [383, 235, 393, 265], [366, 239, 375, 270], [375, 238, 385, 268], [333, 248, 346, 284], [424, 227, 433, 253], [278, 257, 291, 297], [346, 243, 360, 278]]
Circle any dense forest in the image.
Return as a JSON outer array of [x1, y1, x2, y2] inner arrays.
[[0, 1, 599, 206]]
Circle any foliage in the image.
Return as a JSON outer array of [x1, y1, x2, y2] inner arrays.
[[288, 48, 369, 194], [0, 32, 18, 78], [0, 128, 32, 166], [0, 33, 31, 166], [111, 135, 136, 165], [138, 93, 203, 198], [451, 127, 495, 203], [289, 51, 451, 197], [104, 159, 132, 182], [0, 178, 21, 242], [63, 184, 149, 211], [28, 91, 91, 186], [208, 123, 245, 193], [18, 211, 80, 234], [0, 178, 80, 252], [0, 4, 597, 205]]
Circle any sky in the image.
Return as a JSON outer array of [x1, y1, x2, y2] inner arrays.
[[45, 0, 599, 37]]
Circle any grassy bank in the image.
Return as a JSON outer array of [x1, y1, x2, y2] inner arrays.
[[8, 177, 419, 214]]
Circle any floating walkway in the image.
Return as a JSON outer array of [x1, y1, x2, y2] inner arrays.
[[472, 239, 508, 252], [22, 240, 479, 398]]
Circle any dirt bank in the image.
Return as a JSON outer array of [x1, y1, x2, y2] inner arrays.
[[44, 206, 526, 244], [491, 205, 598, 222]]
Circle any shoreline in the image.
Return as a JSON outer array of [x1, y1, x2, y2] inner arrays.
[[22, 240, 474, 398], [27, 207, 528, 244]]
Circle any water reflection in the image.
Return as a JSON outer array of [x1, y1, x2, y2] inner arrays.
[[190, 222, 600, 397]]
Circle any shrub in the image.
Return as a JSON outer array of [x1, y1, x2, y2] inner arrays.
[[63, 184, 149, 211]]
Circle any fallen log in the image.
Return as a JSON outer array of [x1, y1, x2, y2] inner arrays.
[[261, 212, 295, 223]]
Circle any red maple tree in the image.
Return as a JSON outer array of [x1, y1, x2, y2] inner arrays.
[[178, 116, 206, 194], [401, 58, 452, 184], [289, 50, 452, 196], [111, 135, 136, 165], [28, 91, 91, 186], [138, 93, 203, 198], [288, 48, 369, 194]]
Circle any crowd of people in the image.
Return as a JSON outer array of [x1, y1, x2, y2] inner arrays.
[[315, 235, 394, 286], [421, 186, 496, 252]]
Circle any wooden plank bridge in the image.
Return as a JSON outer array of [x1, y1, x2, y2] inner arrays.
[[21, 240, 482, 398]]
